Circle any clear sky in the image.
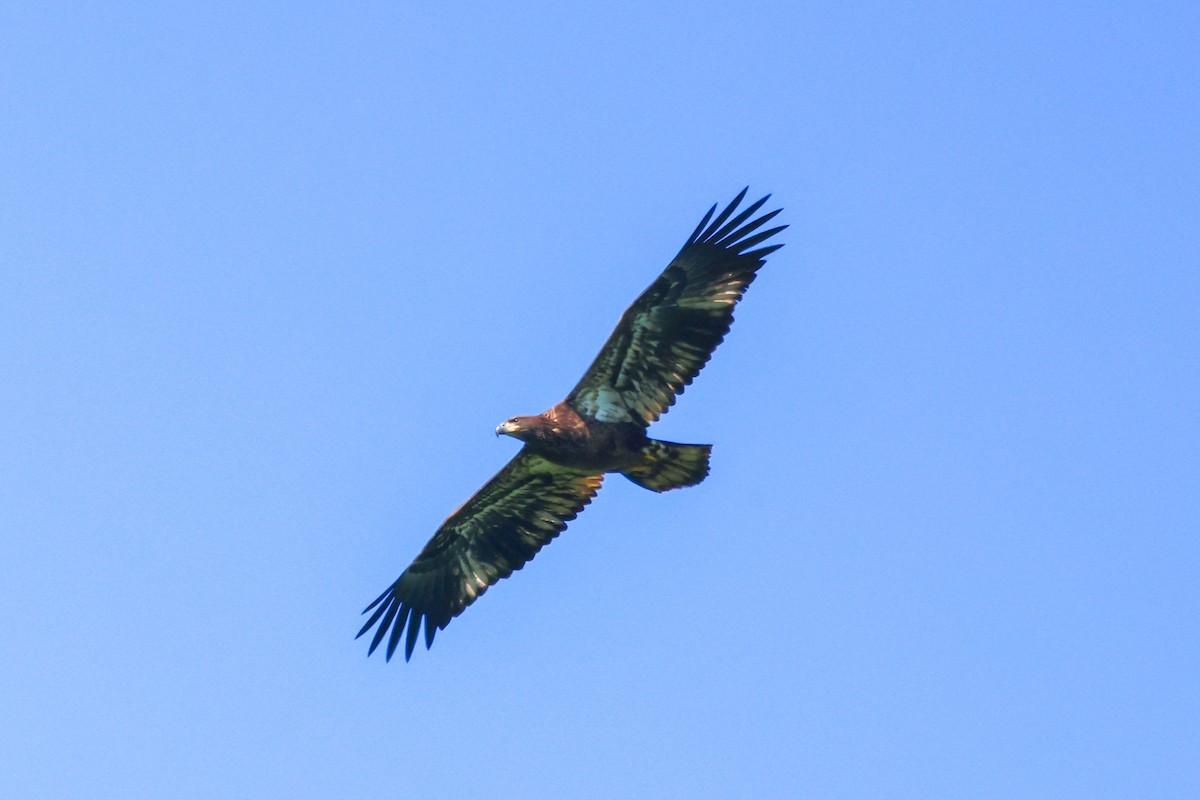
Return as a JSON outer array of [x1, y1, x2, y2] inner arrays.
[[2, 3, 1197, 798]]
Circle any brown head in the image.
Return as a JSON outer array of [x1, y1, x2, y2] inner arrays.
[[495, 415, 545, 442]]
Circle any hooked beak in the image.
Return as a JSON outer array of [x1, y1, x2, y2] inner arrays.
[[496, 421, 517, 438]]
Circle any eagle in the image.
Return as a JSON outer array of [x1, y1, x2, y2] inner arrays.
[[358, 188, 786, 661]]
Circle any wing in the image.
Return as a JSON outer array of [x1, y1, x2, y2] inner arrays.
[[566, 188, 786, 426], [357, 450, 604, 661]]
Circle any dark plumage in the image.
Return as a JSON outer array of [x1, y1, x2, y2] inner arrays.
[[358, 188, 786, 661]]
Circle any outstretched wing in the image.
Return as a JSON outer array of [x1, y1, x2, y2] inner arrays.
[[358, 450, 604, 661], [566, 188, 786, 426]]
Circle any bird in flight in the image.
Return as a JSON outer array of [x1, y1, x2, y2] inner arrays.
[[358, 188, 786, 661]]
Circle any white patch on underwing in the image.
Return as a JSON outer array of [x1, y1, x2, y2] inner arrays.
[[590, 386, 633, 423]]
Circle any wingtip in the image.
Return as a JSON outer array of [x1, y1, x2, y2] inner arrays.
[[361, 585, 391, 615], [357, 589, 394, 640], [695, 186, 786, 246], [687, 202, 719, 245], [424, 617, 438, 650], [368, 597, 401, 656], [404, 611, 423, 661], [385, 604, 411, 661], [711, 193, 773, 245]]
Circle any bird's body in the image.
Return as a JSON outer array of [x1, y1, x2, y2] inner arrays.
[[496, 403, 647, 473], [359, 189, 786, 661]]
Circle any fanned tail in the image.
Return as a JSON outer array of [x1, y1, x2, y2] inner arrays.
[[622, 440, 711, 492]]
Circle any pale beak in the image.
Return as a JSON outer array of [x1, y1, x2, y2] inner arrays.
[[496, 421, 516, 437]]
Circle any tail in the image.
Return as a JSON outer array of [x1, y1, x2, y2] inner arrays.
[[622, 440, 712, 492]]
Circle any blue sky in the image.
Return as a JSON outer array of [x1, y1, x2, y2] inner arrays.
[[2, 3, 1197, 798]]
